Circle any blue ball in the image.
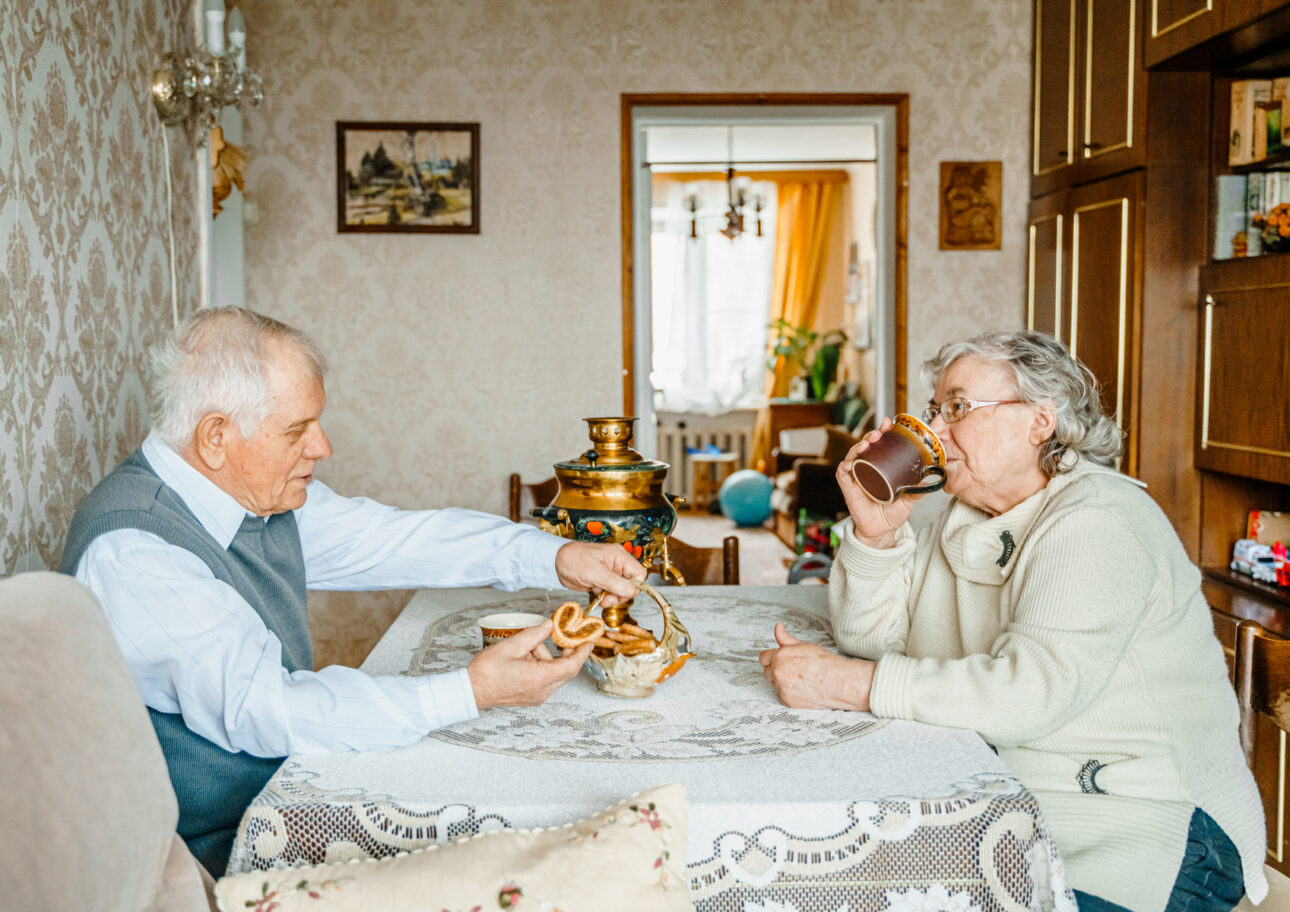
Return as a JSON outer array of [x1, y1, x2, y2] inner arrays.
[[718, 469, 773, 527]]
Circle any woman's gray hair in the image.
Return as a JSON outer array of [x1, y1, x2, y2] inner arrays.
[[921, 329, 1122, 475], [148, 307, 327, 449]]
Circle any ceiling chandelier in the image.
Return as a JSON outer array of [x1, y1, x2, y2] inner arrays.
[[718, 166, 764, 240], [684, 127, 765, 241]]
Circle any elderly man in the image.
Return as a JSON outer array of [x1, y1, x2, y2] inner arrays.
[[60, 306, 644, 876]]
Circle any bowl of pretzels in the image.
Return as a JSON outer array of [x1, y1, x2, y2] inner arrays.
[[549, 580, 693, 699]]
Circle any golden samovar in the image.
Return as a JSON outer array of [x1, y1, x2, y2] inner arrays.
[[531, 416, 686, 627]]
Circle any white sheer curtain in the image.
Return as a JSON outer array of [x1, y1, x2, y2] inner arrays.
[[649, 180, 777, 415]]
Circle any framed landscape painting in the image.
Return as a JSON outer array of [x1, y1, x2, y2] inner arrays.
[[337, 121, 479, 234]]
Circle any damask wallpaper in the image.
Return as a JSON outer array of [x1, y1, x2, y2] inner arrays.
[[240, 0, 1033, 517], [0, 1, 201, 575]]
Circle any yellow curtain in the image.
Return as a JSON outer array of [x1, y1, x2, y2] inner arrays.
[[751, 177, 844, 473]]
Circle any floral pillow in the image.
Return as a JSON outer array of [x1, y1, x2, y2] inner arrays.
[[214, 783, 690, 912]]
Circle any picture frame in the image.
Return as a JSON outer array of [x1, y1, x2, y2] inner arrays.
[[336, 121, 479, 234], [938, 161, 1001, 251]]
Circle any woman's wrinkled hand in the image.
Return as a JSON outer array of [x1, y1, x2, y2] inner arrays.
[[836, 416, 922, 549], [758, 623, 874, 711]]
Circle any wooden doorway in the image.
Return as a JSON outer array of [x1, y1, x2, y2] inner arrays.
[[620, 92, 910, 433]]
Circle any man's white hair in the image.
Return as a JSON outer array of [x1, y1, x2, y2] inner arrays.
[[148, 307, 327, 449]]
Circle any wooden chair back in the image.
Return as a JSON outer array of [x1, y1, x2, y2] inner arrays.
[[1234, 618, 1290, 875], [664, 535, 740, 586], [508, 473, 559, 523]]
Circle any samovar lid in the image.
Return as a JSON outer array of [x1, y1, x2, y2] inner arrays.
[[553, 416, 669, 472]]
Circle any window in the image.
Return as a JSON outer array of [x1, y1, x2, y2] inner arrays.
[[649, 179, 777, 414]]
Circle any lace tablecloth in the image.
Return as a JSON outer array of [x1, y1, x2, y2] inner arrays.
[[230, 585, 1076, 912]]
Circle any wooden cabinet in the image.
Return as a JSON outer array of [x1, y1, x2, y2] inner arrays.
[[1030, 0, 1290, 871], [1144, 0, 1225, 67], [1027, 190, 1067, 338], [1205, 572, 1290, 876], [1029, 26, 1209, 552], [1028, 173, 1142, 470], [1069, 175, 1141, 453], [1210, 604, 1241, 681], [1032, 0, 1148, 197], [1145, 0, 1290, 69], [1196, 258, 1290, 485]]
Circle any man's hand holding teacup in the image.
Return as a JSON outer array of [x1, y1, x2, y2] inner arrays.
[[467, 620, 594, 709], [759, 623, 875, 711]]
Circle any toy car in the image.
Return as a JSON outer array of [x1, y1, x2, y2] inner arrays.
[[1232, 538, 1279, 584]]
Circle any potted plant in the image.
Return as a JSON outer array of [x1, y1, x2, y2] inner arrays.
[[767, 319, 848, 400]]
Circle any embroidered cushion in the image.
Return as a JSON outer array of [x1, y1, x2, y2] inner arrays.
[[213, 783, 690, 912]]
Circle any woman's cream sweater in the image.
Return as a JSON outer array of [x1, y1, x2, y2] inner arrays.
[[829, 458, 1267, 910]]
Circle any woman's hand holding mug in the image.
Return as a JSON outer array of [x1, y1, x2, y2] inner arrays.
[[836, 414, 946, 549], [837, 419, 916, 548]]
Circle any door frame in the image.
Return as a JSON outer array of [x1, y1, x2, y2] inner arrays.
[[619, 91, 910, 423]]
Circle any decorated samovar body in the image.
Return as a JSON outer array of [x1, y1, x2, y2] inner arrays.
[[532, 417, 683, 622]]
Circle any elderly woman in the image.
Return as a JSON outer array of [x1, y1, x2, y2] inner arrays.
[[759, 330, 1266, 911]]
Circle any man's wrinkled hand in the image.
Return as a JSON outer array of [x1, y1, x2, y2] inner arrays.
[[554, 541, 646, 607], [758, 622, 875, 711], [467, 620, 594, 710]]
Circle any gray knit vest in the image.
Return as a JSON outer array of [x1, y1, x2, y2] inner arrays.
[[59, 448, 312, 876]]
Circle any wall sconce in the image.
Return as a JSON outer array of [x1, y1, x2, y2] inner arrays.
[[151, 3, 263, 141]]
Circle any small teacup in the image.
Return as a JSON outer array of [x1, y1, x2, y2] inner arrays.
[[478, 612, 546, 648], [850, 413, 947, 505]]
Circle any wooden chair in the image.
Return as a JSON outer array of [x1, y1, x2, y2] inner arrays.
[[1235, 619, 1290, 876], [664, 535, 740, 585], [508, 473, 558, 523]]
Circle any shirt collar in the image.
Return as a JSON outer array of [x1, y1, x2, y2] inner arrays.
[[141, 431, 256, 550]]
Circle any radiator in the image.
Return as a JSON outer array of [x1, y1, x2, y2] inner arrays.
[[654, 409, 757, 503]]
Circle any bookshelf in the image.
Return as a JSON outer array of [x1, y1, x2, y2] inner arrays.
[[1229, 149, 1290, 171]]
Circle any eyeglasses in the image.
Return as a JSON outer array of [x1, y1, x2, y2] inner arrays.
[[921, 397, 1025, 425]]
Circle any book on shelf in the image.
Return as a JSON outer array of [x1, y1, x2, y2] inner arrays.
[[1231, 79, 1273, 165], [1253, 82, 1274, 160], [1214, 174, 1248, 259], [1274, 78, 1290, 147], [1259, 101, 1284, 158], [1247, 170, 1265, 256]]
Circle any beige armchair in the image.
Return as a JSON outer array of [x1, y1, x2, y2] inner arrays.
[[0, 572, 213, 911]]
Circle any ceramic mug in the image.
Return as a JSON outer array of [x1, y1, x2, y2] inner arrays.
[[850, 413, 947, 505], [478, 612, 546, 648]]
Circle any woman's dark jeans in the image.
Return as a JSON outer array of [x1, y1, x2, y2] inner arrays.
[[1074, 807, 1246, 912]]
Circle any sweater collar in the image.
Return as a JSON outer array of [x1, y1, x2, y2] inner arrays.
[[141, 432, 257, 550], [938, 454, 1146, 585]]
